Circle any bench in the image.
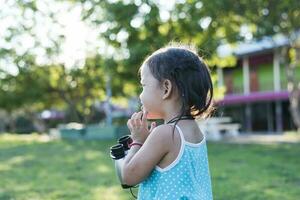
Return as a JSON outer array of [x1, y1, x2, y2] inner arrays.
[[197, 117, 241, 141]]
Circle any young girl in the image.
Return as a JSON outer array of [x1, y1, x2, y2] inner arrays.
[[122, 44, 214, 200]]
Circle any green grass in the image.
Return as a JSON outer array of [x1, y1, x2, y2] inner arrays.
[[0, 134, 299, 200]]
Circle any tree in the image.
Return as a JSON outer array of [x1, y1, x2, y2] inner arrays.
[[46, 56, 107, 124], [78, 0, 300, 129], [286, 37, 300, 130], [1, 0, 299, 130], [0, 1, 110, 129]]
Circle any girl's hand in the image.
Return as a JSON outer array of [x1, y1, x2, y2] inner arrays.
[[127, 111, 156, 143]]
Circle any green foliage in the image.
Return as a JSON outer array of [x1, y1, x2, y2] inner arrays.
[[296, 66, 300, 81], [1, 0, 299, 123], [233, 67, 244, 94], [0, 58, 108, 124], [78, 0, 299, 97], [0, 134, 299, 199], [0, 56, 55, 112], [258, 64, 274, 91]]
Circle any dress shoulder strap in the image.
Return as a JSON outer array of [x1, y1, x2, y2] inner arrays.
[[174, 124, 185, 142]]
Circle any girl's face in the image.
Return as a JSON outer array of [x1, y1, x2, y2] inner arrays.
[[139, 65, 164, 119]]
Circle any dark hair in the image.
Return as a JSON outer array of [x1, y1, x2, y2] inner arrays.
[[142, 44, 214, 120]]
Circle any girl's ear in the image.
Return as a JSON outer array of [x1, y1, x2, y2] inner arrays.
[[162, 79, 172, 99]]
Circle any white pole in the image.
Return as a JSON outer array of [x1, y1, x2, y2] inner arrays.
[[273, 49, 281, 91], [106, 74, 112, 125], [243, 56, 250, 94], [217, 67, 224, 88]]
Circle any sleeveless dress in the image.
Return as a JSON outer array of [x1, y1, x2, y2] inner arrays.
[[138, 125, 213, 200]]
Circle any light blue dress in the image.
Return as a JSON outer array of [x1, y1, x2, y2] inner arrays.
[[138, 125, 213, 200]]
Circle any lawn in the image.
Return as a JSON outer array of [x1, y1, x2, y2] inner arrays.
[[0, 134, 299, 200]]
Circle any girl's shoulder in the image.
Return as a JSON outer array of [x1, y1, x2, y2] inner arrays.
[[147, 124, 177, 147], [150, 124, 174, 139]]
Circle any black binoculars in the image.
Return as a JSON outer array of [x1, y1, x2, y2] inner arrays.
[[110, 135, 134, 189]]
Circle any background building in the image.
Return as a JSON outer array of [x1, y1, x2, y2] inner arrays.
[[216, 35, 300, 133]]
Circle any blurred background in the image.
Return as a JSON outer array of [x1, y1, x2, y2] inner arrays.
[[0, 0, 300, 199]]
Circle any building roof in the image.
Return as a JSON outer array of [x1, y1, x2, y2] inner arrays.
[[217, 34, 290, 58]]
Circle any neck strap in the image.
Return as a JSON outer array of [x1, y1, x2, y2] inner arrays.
[[166, 115, 194, 124]]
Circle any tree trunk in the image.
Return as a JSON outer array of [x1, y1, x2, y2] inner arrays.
[[286, 62, 300, 131], [27, 111, 47, 133], [7, 111, 16, 133], [284, 45, 300, 131]]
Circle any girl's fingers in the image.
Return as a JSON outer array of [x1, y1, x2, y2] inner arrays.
[[131, 119, 137, 127], [149, 122, 156, 132], [131, 112, 140, 125], [131, 112, 137, 120], [131, 112, 140, 127], [129, 111, 149, 134], [127, 119, 133, 130], [142, 111, 147, 124], [131, 111, 143, 120], [134, 118, 141, 127], [134, 112, 143, 126], [136, 111, 143, 120]]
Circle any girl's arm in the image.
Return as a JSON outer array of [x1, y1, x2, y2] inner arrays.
[[122, 112, 172, 186]]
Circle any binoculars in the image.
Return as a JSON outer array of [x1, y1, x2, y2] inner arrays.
[[110, 135, 134, 189]]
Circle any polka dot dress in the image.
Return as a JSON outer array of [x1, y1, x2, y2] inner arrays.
[[138, 125, 213, 200]]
